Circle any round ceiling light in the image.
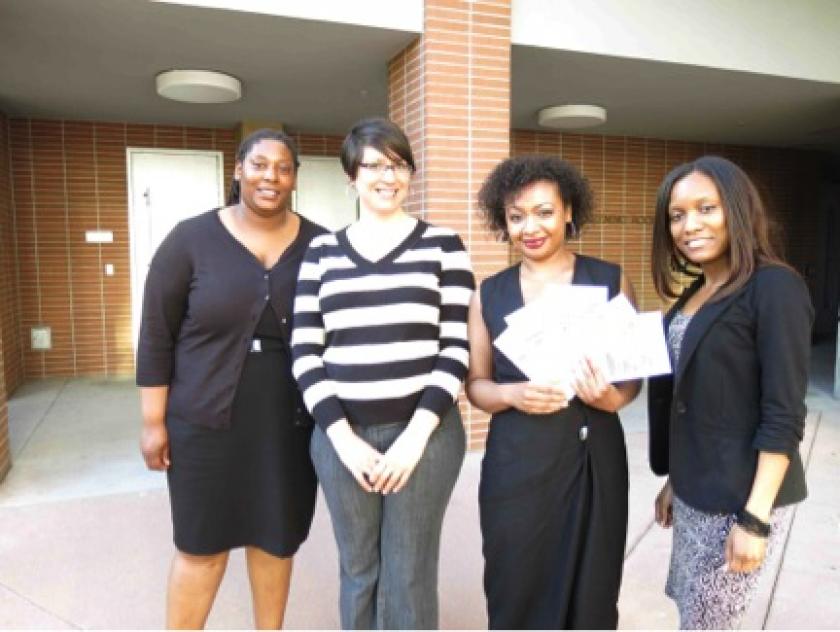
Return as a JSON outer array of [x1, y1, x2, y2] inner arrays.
[[155, 70, 242, 104], [538, 104, 607, 129]]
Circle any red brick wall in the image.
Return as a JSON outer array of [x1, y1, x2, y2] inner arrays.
[[2, 122, 360, 384], [512, 130, 823, 311], [388, 36, 424, 218], [291, 132, 343, 157], [7, 119, 236, 379], [0, 114, 822, 457]]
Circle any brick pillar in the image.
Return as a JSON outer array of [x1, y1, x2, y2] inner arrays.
[[0, 332, 9, 482], [0, 112, 12, 480], [389, 0, 511, 449]]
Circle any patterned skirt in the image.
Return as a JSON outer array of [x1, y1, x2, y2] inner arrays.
[[665, 495, 792, 629]]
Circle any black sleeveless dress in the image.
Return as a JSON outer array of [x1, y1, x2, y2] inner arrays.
[[479, 255, 629, 629], [166, 305, 317, 557]]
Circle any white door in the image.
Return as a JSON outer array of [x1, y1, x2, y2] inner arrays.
[[295, 156, 357, 231], [127, 148, 224, 350]]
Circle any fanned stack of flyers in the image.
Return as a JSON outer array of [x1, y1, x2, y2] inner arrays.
[[493, 284, 672, 397]]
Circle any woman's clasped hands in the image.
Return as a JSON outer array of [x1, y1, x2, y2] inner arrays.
[[326, 421, 384, 493], [327, 411, 439, 495]]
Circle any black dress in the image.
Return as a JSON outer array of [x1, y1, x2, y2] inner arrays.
[[479, 255, 629, 629], [166, 304, 317, 557]]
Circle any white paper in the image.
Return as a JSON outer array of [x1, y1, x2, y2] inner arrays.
[[586, 310, 673, 382], [505, 284, 608, 328], [493, 287, 672, 390]]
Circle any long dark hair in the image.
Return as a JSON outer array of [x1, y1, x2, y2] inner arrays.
[[651, 155, 789, 300], [226, 128, 300, 205]]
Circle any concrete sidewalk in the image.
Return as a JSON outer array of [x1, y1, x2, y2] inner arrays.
[[0, 347, 838, 629]]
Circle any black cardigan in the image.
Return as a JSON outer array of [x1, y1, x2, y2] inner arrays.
[[136, 209, 325, 429], [647, 264, 812, 513]]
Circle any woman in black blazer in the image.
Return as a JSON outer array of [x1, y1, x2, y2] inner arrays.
[[647, 156, 812, 629]]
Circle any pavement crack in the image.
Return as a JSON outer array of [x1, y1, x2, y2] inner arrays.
[[12, 379, 69, 459], [0, 579, 81, 629], [624, 518, 655, 560], [761, 410, 823, 629]]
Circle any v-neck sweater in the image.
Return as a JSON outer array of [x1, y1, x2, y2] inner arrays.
[[136, 209, 326, 429], [291, 219, 475, 430]]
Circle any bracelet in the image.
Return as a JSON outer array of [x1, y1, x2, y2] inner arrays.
[[735, 508, 771, 538]]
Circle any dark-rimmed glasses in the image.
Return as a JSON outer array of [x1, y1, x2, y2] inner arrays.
[[359, 162, 412, 177]]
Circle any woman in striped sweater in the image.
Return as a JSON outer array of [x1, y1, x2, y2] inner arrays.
[[291, 118, 475, 629]]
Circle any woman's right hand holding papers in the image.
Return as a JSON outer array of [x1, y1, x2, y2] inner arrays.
[[502, 381, 570, 415]]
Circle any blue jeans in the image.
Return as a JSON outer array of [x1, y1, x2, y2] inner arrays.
[[311, 406, 466, 629]]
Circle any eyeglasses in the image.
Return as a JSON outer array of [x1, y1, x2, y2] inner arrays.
[[358, 162, 412, 177]]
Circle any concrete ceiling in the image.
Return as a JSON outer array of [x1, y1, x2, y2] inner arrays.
[[0, 0, 412, 133], [511, 46, 840, 151], [1, 0, 839, 152]]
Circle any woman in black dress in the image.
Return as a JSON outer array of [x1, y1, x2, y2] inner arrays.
[[466, 155, 641, 629], [137, 129, 324, 629]]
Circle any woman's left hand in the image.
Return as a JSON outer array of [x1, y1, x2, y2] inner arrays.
[[572, 356, 613, 405], [725, 523, 768, 573], [369, 414, 437, 494]]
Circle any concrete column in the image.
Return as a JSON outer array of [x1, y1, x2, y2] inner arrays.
[[388, 0, 512, 449]]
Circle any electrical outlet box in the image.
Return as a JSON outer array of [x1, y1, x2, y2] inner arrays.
[[31, 326, 52, 351]]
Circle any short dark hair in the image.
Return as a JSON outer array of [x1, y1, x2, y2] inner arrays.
[[477, 155, 594, 241], [340, 118, 416, 179], [227, 128, 300, 205], [651, 155, 789, 300]]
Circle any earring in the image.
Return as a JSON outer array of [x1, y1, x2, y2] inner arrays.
[[567, 220, 578, 239]]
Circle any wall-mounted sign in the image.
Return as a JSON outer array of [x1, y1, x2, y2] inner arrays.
[[85, 230, 114, 243]]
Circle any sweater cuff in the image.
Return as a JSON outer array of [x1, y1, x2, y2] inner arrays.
[[313, 396, 348, 432], [417, 386, 456, 421]]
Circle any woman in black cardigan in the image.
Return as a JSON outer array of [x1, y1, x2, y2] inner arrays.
[[137, 129, 324, 628], [648, 155, 812, 629]]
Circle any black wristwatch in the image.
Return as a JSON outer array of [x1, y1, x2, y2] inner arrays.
[[735, 508, 771, 538]]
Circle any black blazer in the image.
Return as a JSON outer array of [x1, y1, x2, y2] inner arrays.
[[647, 264, 813, 514]]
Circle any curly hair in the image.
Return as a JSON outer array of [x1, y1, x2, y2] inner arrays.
[[477, 155, 594, 241]]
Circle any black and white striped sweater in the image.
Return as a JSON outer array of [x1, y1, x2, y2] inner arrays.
[[291, 220, 475, 431]]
